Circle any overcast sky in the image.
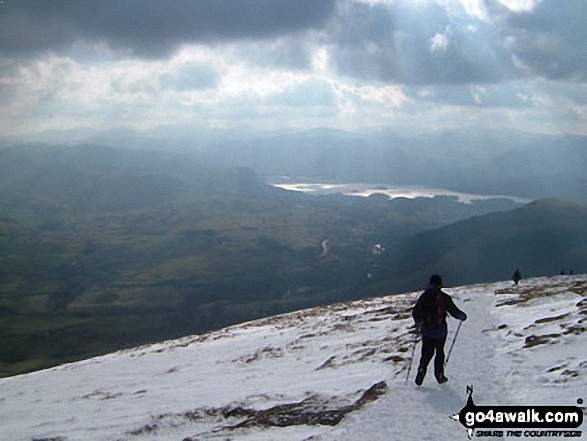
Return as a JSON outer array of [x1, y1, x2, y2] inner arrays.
[[1, 0, 586, 139]]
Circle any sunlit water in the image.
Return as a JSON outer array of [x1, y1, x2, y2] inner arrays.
[[270, 180, 530, 204]]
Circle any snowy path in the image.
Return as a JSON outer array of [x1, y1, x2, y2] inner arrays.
[[321, 283, 507, 440], [0, 276, 585, 440], [322, 278, 587, 440]]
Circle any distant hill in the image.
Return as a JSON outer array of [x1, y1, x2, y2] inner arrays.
[[373, 198, 587, 292], [197, 128, 587, 204], [2, 144, 586, 377], [0, 144, 271, 211], [5, 127, 587, 202]]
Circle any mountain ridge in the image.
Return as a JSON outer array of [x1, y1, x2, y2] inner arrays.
[[374, 197, 587, 292], [4, 126, 587, 203], [0, 144, 585, 378]]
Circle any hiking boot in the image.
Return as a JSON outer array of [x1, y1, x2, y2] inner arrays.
[[436, 373, 448, 384], [415, 368, 425, 386]]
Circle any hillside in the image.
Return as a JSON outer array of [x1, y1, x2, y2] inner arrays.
[[1, 145, 586, 379], [0, 144, 522, 376], [0, 274, 585, 440], [372, 198, 587, 293]]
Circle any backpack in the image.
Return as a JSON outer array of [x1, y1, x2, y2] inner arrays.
[[415, 288, 446, 329]]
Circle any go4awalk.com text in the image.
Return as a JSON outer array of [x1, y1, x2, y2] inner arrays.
[[466, 407, 582, 428], [475, 430, 582, 438], [452, 386, 584, 439]]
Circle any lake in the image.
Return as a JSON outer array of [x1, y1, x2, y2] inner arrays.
[[270, 180, 530, 205]]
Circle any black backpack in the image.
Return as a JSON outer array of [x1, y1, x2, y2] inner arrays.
[[415, 289, 446, 328]]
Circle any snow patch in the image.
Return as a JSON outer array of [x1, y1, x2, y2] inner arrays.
[[1, 275, 586, 440]]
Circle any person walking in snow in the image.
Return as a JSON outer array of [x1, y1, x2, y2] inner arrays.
[[512, 269, 522, 286], [412, 274, 467, 385]]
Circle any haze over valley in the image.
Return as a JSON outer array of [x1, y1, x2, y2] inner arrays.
[[0, 144, 586, 376], [0, 0, 586, 379]]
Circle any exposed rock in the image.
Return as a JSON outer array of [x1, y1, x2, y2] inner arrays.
[[229, 381, 387, 429]]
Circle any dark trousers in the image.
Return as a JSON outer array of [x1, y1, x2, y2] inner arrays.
[[418, 335, 446, 378]]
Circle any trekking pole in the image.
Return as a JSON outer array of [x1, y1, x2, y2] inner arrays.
[[404, 329, 419, 385], [445, 320, 463, 368]]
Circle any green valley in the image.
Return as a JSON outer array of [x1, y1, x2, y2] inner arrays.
[[1, 144, 583, 377]]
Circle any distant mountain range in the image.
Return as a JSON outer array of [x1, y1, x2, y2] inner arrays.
[[0, 143, 585, 376], [202, 128, 587, 203], [3, 127, 586, 203]]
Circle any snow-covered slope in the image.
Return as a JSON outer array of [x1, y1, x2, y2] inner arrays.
[[1, 275, 586, 441]]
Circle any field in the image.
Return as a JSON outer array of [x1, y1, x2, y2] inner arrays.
[[0, 145, 561, 376]]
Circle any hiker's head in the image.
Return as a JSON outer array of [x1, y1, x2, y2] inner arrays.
[[429, 274, 443, 287]]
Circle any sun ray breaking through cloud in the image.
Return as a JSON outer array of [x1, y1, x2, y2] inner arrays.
[[0, 0, 585, 138]]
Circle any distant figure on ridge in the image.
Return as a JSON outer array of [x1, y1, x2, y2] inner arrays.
[[411, 275, 467, 386], [512, 269, 522, 286]]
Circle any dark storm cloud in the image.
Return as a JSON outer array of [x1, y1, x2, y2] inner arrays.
[[0, 0, 337, 58], [490, 0, 587, 81], [326, 2, 516, 85]]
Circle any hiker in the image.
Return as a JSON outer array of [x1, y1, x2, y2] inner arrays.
[[412, 274, 467, 385], [512, 269, 522, 285]]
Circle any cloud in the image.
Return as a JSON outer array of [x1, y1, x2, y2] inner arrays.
[[266, 78, 337, 108], [495, 0, 542, 13], [407, 82, 530, 108], [3, 0, 584, 85], [163, 63, 219, 92], [1, 0, 586, 139], [507, 0, 587, 81], [489, 0, 587, 81], [0, 0, 337, 58], [325, 1, 515, 85], [430, 27, 451, 53], [322, 0, 586, 85], [458, 0, 490, 21]]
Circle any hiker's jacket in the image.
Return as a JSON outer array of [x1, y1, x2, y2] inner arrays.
[[412, 284, 467, 339]]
